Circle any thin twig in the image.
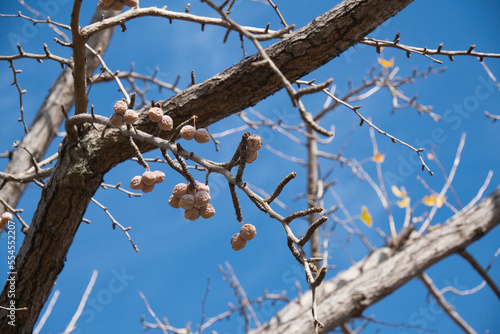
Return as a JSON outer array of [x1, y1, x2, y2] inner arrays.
[[7, 60, 28, 133], [419, 272, 477, 334], [33, 290, 59, 334], [417, 133, 466, 236], [62, 270, 98, 334], [462, 170, 494, 212], [265, 172, 296, 203], [361, 38, 500, 63], [459, 250, 500, 301], [90, 197, 139, 252], [139, 291, 168, 334]]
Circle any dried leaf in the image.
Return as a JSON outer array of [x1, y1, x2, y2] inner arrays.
[[391, 185, 407, 199], [372, 151, 385, 163], [397, 196, 411, 208], [360, 206, 372, 227], [377, 57, 394, 67], [422, 194, 446, 208]]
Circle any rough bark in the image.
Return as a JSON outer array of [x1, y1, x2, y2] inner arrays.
[[249, 186, 500, 334], [0, 8, 119, 220], [0, 0, 416, 332]]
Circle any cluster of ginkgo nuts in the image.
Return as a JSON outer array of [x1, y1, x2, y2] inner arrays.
[[245, 134, 263, 163], [130, 170, 165, 193], [0, 212, 13, 230], [97, 0, 137, 10], [109, 100, 138, 127], [179, 124, 210, 144], [148, 107, 173, 131], [230, 224, 257, 251], [168, 181, 215, 221]]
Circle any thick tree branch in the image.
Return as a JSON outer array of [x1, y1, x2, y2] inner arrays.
[[249, 186, 500, 334], [0, 0, 415, 331], [0, 8, 119, 222]]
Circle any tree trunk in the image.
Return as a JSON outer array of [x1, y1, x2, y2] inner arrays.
[[249, 186, 500, 334], [0, 0, 415, 332], [0, 8, 119, 221]]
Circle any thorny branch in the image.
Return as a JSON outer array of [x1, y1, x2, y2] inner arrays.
[[361, 36, 500, 63], [90, 197, 139, 252], [297, 79, 434, 175], [67, 111, 330, 324], [7, 60, 28, 133], [80, 6, 278, 39], [202, 0, 332, 138]]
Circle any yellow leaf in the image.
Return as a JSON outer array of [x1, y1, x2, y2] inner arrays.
[[360, 206, 372, 227], [372, 151, 385, 163], [422, 194, 446, 208], [391, 185, 407, 199], [378, 57, 394, 68], [397, 196, 411, 208]]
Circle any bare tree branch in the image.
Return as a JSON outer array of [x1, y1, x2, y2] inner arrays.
[[249, 186, 500, 333]]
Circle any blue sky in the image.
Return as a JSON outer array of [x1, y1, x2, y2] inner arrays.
[[1, 1, 499, 333]]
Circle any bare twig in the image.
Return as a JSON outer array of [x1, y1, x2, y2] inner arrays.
[[7, 60, 28, 133], [70, 0, 88, 115], [90, 197, 139, 252], [462, 170, 494, 212], [419, 272, 477, 334], [459, 250, 500, 301], [0, 198, 29, 232], [100, 183, 142, 197], [33, 290, 60, 334], [417, 133, 466, 236], [361, 38, 500, 63], [0, 45, 71, 67], [265, 172, 296, 203], [81, 7, 277, 39], [62, 270, 98, 334], [139, 291, 168, 334]]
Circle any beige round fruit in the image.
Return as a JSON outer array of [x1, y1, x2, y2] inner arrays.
[[247, 134, 263, 151], [194, 129, 210, 143], [148, 107, 163, 122], [123, 0, 138, 7], [129, 175, 143, 190], [168, 195, 180, 209], [141, 183, 155, 193], [123, 109, 138, 124], [108, 113, 124, 127], [180, 125, 196, 140], [113, 100, 127, 114], [97, 0, 111, 10], [194, 191, 211, 207], [172, 183, 188, 198], [159, 115, 173, 131], [239, 224, 257, 241], [184, 207, 200, 221], [179, 194, 195, 210], [110, 0, 125, 10], [199, 204, 215, 219], [153, 170, 165, 184], [1, 212, 13, 222], [230, 233, 247, 251], [141, 171, 156, 186], [246, 150, 258, 163]]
